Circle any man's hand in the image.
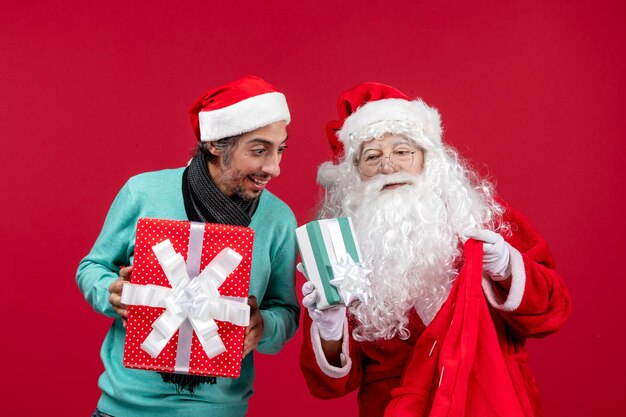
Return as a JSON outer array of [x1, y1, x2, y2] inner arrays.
[[302, 282, 346, 341], [108, 266, 133, 327], [465, 229, 511, 281], [243, 295, 264, 357]]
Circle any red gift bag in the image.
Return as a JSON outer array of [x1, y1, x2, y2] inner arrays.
[[385, 239, 526, 417]]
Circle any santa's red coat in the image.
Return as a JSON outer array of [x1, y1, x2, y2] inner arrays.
[[300, 204, 571, 417]]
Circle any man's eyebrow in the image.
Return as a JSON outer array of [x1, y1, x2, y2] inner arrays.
[[246, 136, 289, 146]]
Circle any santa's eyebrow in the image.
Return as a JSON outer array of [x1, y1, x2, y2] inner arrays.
[[361, 143, 383, 153], [362, 147, 381, 153], [362, 139, 414, 153], [391, 138, 414, 146]]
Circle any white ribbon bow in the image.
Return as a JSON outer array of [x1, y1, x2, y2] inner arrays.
[[330, 255, 372, 306], [121, 239, 250, 360]]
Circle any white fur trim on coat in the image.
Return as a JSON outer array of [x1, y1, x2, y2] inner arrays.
[[481, 243, 526, 311], [198, 92, 290, 141], [309, 320, 352, 378]]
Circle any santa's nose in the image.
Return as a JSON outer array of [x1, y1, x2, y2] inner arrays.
[[380, 157, 398, 174]]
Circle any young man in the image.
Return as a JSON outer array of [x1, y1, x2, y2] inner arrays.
[[77, 75, 300, 417], [300, 82, 570, 417]]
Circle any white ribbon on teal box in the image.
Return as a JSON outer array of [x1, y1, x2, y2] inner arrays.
[[296, 217, 371, 310]]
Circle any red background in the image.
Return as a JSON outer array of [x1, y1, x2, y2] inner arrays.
[[1, 1, 624, 416]]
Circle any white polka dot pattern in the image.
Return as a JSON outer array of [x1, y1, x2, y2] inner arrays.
[[123, 218, 255, 378]]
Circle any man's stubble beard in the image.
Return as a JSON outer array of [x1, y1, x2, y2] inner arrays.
[[219, 162, 263, 202]]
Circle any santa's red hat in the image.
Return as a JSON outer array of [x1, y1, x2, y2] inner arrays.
[[326, 82, 442, 162], [190, 75, 290, 142]]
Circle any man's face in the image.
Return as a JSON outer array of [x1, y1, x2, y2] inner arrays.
[[356, 133, 424, 187], [208, 121, 288, 201]]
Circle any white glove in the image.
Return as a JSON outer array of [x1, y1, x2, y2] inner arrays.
[[302, 281, 346, 341], [465, 229, 512, 281]]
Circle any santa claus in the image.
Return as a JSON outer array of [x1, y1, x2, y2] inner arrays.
[[299, 82, 570, 417]]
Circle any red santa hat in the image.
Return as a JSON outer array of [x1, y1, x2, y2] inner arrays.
[[326, 82, 442, 162], [190, 75, 291, 142]]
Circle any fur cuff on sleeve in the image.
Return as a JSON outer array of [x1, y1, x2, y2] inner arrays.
[[481, 243, 526, 311], [310, 320, 352, 378]]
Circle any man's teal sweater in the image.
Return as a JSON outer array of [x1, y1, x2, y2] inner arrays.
[[77, 168, 300, 417]]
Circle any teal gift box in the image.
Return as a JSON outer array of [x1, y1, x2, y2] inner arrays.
[[296, 217, 367, 310]]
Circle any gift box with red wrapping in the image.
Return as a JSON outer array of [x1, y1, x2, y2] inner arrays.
[[121, 218, 254, 378]]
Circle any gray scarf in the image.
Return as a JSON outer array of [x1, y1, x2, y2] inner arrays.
[[165, 152, 259, 393], [183, 152, 259, 226]]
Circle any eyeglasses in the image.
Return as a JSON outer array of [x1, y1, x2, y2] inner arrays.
[[356, 148, 419, 177]]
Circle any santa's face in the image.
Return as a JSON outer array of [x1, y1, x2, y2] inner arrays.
[[355, 134, 425, 184]]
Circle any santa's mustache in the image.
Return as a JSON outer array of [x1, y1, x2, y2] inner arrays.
[[360, 172, 419, 193]]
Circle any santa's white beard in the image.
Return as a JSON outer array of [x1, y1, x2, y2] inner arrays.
[[344, 172, 463, 341]]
